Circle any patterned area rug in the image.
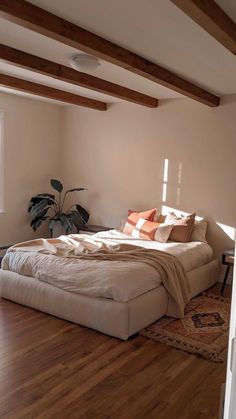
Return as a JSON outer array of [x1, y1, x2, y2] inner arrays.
[[139, 293, 231, 362]]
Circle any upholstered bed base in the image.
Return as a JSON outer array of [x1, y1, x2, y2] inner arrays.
[[0, 259, 219, 340]]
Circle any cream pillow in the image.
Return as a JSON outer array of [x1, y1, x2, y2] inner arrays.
[[154, 223, 173, 243], [190, 220, 208, 243], [164, 212, 179, 225]]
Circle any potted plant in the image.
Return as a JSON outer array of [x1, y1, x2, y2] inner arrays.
[[28, 179, 89, 237]]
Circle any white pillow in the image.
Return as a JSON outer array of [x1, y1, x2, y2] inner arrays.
[[164, 212, 179, 225], [154, 224, 173, 242], [190, 220, 208, 243]]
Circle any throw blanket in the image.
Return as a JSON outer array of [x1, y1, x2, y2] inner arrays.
[[2, 234, 191, 318]]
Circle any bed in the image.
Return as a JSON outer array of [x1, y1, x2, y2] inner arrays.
[[0, 229, 219, 340]]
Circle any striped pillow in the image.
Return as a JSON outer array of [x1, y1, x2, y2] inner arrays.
[[123, 208, 157, 236], [126, 218, 173, 242]]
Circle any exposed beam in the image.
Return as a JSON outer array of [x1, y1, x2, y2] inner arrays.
[[0, 73, 107, 110], [0, 0, 220, 107], [170, 0, 236, 55], [0, 44, 158, 108]]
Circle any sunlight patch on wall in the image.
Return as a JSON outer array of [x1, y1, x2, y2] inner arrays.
[[161, 158, 183, 207], [176, 162, 182, 205], [162, 183, 167, 202], [163, 158, 168, 182], [162, 158, 168, 202], [217, 222, 235, 241]]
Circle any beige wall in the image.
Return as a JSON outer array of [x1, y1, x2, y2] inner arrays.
[[0, 91, 235, 259], [61, 95, 236, 258], [0, 92, 62, 245]]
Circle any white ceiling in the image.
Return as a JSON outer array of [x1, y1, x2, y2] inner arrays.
[[0, 0, 236, 106]]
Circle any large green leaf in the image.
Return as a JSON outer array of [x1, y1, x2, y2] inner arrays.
[[28, 195, 55, 212], [66, 188, 86, 193], [76, 205, 89, 223], [29, 199, 51, 218], [70, 210, 85, 229], [29, 196, 45, 204], [31, 210, 49, 231], [30, 208, 48, 225], [28, 196, 46, 212], [37, 193, 55, 200], [31, 218, 43, 232], [60, 214, 73, 232], [50, 179, 63, 192]]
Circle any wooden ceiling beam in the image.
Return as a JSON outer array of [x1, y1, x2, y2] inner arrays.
[[0, 44, 158, 108], [170, 0, 236, 55], [0, 73, 107, 110], [0, 0, 220, 107]]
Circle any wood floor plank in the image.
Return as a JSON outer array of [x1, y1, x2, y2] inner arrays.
[[32, 340, 155, 419], [0, 284, 229, 418], [57, 341, 170, 418]]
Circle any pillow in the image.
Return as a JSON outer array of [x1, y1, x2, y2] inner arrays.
[[123, 208, 157, 236], [128, 218, 173, 242], [155, 213, 166, 223], [165, 212, 196, 242], [190, 220, 208, 243], [164, 212, 179, 225]]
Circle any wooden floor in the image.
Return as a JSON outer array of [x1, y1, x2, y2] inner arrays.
[[0, 285, 230, 419]]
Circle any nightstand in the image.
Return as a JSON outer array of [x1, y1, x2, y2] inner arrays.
[[77, 224, 112, 235], [221, 248, 235, 294]]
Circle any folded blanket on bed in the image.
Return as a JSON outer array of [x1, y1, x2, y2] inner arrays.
[[2, 234, 191, 318]]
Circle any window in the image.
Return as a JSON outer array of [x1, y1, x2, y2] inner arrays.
[[0, 111, 4, 213]]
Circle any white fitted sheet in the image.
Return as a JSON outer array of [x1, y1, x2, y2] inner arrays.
[[95, 230, 213, 272]]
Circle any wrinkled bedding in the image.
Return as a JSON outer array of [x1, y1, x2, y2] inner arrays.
[[1, 230, 212, 317], [1, 231, 197, 317], [95, 230, 213, 272]]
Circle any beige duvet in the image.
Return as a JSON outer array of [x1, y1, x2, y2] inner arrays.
[[2, 234, 191, 318]]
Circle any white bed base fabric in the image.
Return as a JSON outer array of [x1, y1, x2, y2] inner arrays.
[[0, 259, 219, 340]]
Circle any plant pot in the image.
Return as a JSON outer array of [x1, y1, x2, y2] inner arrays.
[[50, 220, 77, 238]]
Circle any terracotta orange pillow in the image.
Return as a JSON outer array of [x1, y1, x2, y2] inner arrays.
[[130, 218, 173, 242], [123, 208, 157, 236], [168, 213, 196, 242]]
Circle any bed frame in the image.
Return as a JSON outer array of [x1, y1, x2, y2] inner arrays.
[[0, 259, 219, 340]]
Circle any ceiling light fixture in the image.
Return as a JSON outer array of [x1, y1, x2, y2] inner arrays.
[[69, 54, 101, 72]]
